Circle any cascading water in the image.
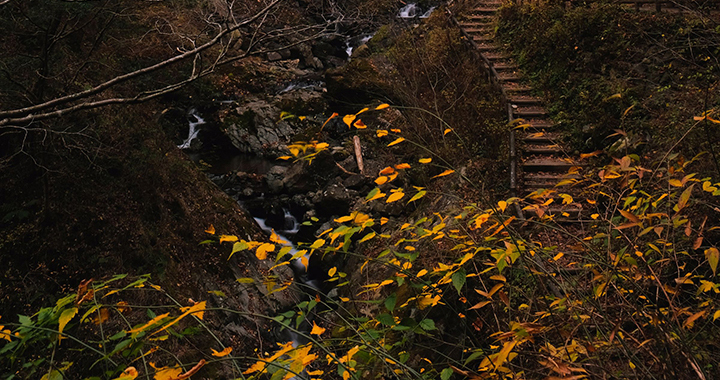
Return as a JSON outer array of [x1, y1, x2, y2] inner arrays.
[[420, 6, 436, 18], [177, 109, 205, 149], [397, 3, 419, 18]]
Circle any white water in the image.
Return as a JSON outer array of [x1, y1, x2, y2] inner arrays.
[[177, 109, 205, 149], [253, 216, 311, 278], [420, 6, 436, 18], [398, 3, 419, 18]]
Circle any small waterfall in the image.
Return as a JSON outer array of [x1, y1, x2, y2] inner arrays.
[[178, 109, 205, 149], [253, 217, 313, 288], [420, 6, 436, 18], [397, 3, 419, 18], [345, 41, 353, 59], [283, 208, 299, 234]]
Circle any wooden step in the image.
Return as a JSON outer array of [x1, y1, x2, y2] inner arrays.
[[475, 43, 500, 52], [472, 7, 500, 13], [522, 157, 577, 172], [498, 72, 522, 81], [471, 35, 494, 42], [513, 106, 547, 117], [493, 62, 519, 70], [485, 52, 512, 61], [463, 26, 494, 34], [521, 131, 563, 143], [508, 95, 542, 105], [523, 144, 564, 154], [467, 15, 494, 22], [516, 119, 556, 129], [503, 82, 533, 93]]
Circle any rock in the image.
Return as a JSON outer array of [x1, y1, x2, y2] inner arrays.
[[343, 174, 369, 190], [312, 57, 324, 70], [316, 182, 354, 216], [267, 51, 283, 61], [222, 99, 296, 156], [266, 165, 288, 193]]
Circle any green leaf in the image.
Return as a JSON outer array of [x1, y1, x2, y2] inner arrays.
[[407, 190, 427, 203], [384, 293, 397, 312], [365, 187, 381, 201], [376, 313, 395, 326], [452, 268, 466, 294], [419, 318, 436, 331], [440, 367, 453, 380]]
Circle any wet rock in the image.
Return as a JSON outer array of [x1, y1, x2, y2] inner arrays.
[[266, 165, 288, 193], [222, 100, 295, 156], [267, 51, 283, 61], [343, 174, 369, 190], [316, 182, 355, 216]]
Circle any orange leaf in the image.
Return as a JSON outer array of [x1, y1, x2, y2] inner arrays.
[[619, 209, 640, 223], [205, 225, 215, 235], [353, 119, 367, 129], [379, 166, 395, 175], [320, 113, 339, 131], [343, 114, 356, 127], [311, 321, 326, 335], [395, 163, 411, 170], [386, 190, 405, 203], [256, 243, 275, 260], [211, 347, 233, 357], [387, 137, 405, 146], [432, 169, 455, 178], [375, 103, 390, 110]]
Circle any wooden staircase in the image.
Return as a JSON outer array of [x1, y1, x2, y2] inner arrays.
[[454, 2, 586, 221]]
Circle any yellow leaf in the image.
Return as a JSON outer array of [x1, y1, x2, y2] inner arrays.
[[706, 248, 719, 276], [310, 239, 325, 249], [113, 367, 138, 380], [150, 363, 182, 380], [416, 269, 428, 277], [591, 213, 599, 220], [343, 114, 356, 127], [278, 156, 292, 160], [553, 252, 564, 261], [380, 217, 388, 225], [205, 225, 215, 235], [127, 313, 170, 335], [368, 191, 386, 202], [498, 201, 507, 212], [358, 232, 376, 243], [219, 235, 238, 243], [211, 347, 233, 357], [328, 267, 337, 277], [353, 119, 367, 129], [152, 302, 206, 336], [355, 107, 369, 116], [311, 321, 326, 335], [376, 129, 388, 137], [390, 128, 401, 133], [419, 158, 432, 164], [387, 190, 405, 203], [669, 179, 683, 187], [677, 184, 693, 210], [376, 103, 390, 110], [443, 128, 452, 135], [270, 231, 288, 245], [714, 310, 720, 321], [58, 307, 78, 336], [387, 137, 405, 147], [256, 243, 275, 260], [395, 163, 411, 170], [299, 116, 306, 121], [375, 176, 388, 185], [315, 142, 329, 150], [432, 169, 455, 179]]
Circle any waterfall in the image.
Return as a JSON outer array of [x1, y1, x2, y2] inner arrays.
[[177, 109, 205, 149], [397, 3, 419, 18], [253, 217, 313, 288], [420, 6, 436, 18]]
